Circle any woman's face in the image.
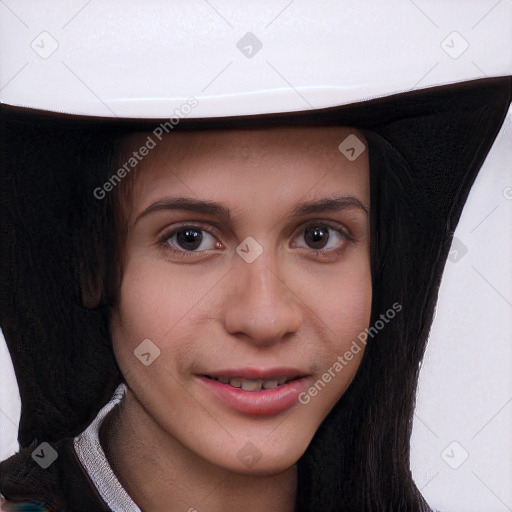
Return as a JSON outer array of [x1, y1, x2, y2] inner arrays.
[[110, 125, 372, 475]]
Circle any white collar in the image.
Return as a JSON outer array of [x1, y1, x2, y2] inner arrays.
[[73, 383, 141, 512]]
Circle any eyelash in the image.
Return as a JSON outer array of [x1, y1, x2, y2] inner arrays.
[[158, 222, 218, 259], [157, 221, 354, 259], [297, 221, 354, 257]]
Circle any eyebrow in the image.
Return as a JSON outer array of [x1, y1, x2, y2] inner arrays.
[[134, 197, 231, 225], [134, 195, 369, 225], [291, 196, 369, 217]]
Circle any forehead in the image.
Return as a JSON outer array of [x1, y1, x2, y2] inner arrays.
[[123, 125, 365, 162], [120, 125, 370, 210]]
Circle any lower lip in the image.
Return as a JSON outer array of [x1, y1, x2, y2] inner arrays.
[[197, 376, 310, 416]]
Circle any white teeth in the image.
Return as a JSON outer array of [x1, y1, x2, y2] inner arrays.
[[211, 375, 296, 390], [241, 379, 262, 392], [263, 379, 277, 389], [229, 377, 242, 388], [262, 379, 278, 389]]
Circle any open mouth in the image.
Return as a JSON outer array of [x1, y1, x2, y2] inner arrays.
[[202, 375, 301, 391], [198, 371, 311, 415]]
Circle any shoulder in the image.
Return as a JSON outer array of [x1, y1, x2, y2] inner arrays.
[[0, 438, 110, 512]]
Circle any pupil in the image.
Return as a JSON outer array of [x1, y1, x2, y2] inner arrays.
[[305, 226, 328, 249], [177, 229, 202, 250]]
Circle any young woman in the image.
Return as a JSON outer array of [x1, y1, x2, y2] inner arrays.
[[1, 3, 511, 511]]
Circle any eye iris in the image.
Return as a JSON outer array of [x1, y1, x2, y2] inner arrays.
[[304, 226, 329, 249], [176, 229, 202, 250]]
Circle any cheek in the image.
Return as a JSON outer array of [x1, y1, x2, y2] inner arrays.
[[332, 272, 372, 339], [290, 265, 371, 432], [324, 287, 371, 379], [109, 254, 217, 359], [300, 253, 372, 339], [115, 251, 214, 324], [295, 252, 372, 390]]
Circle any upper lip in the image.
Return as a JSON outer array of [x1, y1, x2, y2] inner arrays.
[[199, 367, 308, 380]]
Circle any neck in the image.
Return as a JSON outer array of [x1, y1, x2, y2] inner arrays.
[[99, 386, 297, 512]]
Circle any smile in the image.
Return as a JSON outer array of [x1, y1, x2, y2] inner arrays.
[[197, 368, 311, 415], [203, 375, 299, 391]]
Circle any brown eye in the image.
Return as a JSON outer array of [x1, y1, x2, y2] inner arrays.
[[292, 223, 351, 253], [162, 225, 220, 253], [304, 226, 330, 249], [176, 228, 203, 250]]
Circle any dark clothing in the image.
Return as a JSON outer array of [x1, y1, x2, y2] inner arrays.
[[1, 438, 110, 512]]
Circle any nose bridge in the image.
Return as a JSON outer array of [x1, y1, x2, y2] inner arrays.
[[223, 246, 302, 344], [247, 253, 283, 306]]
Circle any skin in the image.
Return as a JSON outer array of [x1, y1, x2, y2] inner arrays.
[[100, 126, 372, 512]]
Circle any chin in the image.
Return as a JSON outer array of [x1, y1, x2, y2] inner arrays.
[[212, 443, 304, 477]]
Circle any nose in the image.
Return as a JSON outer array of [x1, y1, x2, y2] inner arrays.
[[223, 251, 302, 347]]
